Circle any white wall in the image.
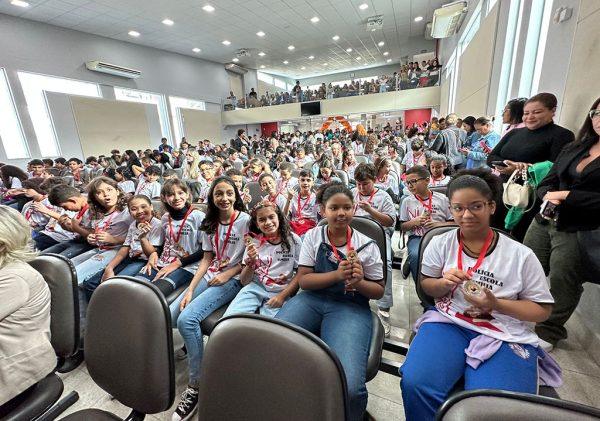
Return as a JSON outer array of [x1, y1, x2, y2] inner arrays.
[[0, 13, 229, 165]]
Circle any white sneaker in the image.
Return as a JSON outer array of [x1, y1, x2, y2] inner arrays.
[[378, 309, 390, 319], [538, 338, 554, 353], [172, 387, 199, 421]]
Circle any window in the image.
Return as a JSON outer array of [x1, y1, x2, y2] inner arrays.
[[274, 78, 287, 89], [114, 87, 171, 141], [169, 96, 206, 147], [458, 1, 482, 55], [18, 71, 102, 157], [0, 68, 29, 159], [257, 72, 274, 85], [530, 0, 554, 95]]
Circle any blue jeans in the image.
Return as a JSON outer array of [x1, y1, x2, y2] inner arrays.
[[276, 291, 372, 421], [72, 248, 120, 286], [43, 239, 94, 258], [376, 229, 394, 310], [82, 257, 148, 300], [33, 233, 59, 251], [407, 235, 422, 283], [137, 267, 194, 296], [400, 322, 539, 421], [223, 282, 284, 318], [171, 276, 242, 387]]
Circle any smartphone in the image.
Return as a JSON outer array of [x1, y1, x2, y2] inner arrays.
[[491, 161, 508, 168], [539, 200, 559, 221]]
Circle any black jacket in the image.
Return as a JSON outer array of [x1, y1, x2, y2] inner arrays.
[[537, 137, 600, 232]]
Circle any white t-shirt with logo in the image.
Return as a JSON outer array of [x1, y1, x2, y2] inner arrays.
[[90, 208, 134, 249], [201, 211, 250, 281], [289, 192, 318, 222], [400, 192, 452, 237], [21, 197, 56, 229], [429, 176, 451, 188], [375, 174, 400, 197], [41, 209, 77, 242], [352, 188, 396, 226], [123, 217, 164, 260], [158, 209, 206, 273], [244, 233, 302, 292], [299, 226, 383, 282], [264, 192, 288, 211], [421, 229, 554, 345], [277, 176, 299, 193]]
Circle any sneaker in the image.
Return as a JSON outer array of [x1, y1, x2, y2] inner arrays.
[[172, 387, 199, 421], [382, 320, 391, 338], [402, 258, 410, 279], [378, 308, 390, 319], [175, 346, 188, 360], [538, 338, 554, 353]]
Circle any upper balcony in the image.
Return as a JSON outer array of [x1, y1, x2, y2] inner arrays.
[[221, 86, 441, 126]]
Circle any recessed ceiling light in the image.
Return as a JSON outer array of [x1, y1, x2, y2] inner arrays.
[[346, 48, 353, 52], [383, 51, 389, 56], [256, 31, 265, 37], [323, 63, 328, 66], [288, 45, 295, 50], [258, 51, 266, 56], [222, 40, 231, 45], [359, 3, 369, 10], [11, 0, 29, 7], [283, 60, 289, 64], [202, 4, 215, 12], [332, 35, 340, 41], [301, 66, 306, 70], [260, 65, 265, 68], [308, 55, 314, 60], [386, 58, 392, 63], [356, 56, 362, 60], [162, 19, 174, 26], [232, 58, 239, 62], [414, 16, 423, 22], [192, 47, 201, 53], [128, 30, 140, 37], [310, 16, 320, 23], [378, 41, 385, 47]]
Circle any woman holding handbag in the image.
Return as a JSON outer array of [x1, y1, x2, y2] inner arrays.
[[487, 93, 574, 241], [523, 97, 600, 352]]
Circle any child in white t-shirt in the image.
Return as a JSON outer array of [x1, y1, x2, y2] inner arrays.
[[277, 162, 299, 193], [134, 165, 162, 199], [259, 173, 287, 210], [428, 154, 451, 188], [224, 201, 302, 317], [400, 173, 556, 421], [284, 170, 318, 237], [169, 176, 250, 421]]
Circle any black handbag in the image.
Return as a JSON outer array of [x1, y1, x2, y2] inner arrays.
[[577, 228, 600, 284]]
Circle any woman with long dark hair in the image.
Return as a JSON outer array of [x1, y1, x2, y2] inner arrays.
[[524, 96, 600, 352]]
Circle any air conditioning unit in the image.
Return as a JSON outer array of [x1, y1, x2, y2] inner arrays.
[[224, 63, 248, 75], [430, 1, 468, 38], [366, 15, 383, 31], [85, 61, 141, 79]]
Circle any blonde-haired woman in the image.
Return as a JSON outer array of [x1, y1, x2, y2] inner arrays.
[[0, 206, 55, 408], [182, 149, 201, 181]]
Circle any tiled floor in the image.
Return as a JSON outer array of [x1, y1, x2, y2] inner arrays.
[[55, 233, 600, 420]]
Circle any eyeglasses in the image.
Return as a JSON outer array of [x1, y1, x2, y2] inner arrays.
[[589, 110, 600, 119], [450, 201, 492, 215], [405, 177, 426, 186]]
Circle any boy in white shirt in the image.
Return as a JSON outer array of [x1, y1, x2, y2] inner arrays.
[[400, 165, 453, 282], [135, 165, 162, 199], [277, 162, 299, 193]]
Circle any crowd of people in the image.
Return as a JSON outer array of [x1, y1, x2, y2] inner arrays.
[[1, 91, 600, 421], [227, 59, 442, 109]]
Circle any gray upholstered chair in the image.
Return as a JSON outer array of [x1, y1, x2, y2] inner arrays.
[[1, 254, 80, 420], [197, 314, 348, 421], [62, 277, 175, 420], [355, 155, 369, 164], [436, 389, 600, 421], [334, 169, 349, 186], [245, 181, 265, 210]]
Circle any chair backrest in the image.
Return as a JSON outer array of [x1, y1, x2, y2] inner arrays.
[[255, 154, 268, 163], [232, 160, 243, 171], [151, 199, 165, 217], [246, 181, 265, 210], [303, 161, 314, 171], [430, 186, 448, 196], [29, 253, 79, 359], [291, 169, 301, 179], [174, 167, 184, 179], [355, 155, 369, 164], [318, 216, 387, 283], [417, 225, 513, 308], [334, 169, 349, 186], [85, 277, 175, 414], [436, 389, 600, 421], [63, 176, 75, 187], [197, 314, 348, 421]]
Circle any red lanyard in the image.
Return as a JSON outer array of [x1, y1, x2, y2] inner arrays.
[[95, 211, 117, 234], [296, 193, 312, 218], [354, 188, 377, 213], [431, 176, 444, 186], [269, 192, 280, 204], [377, 175, 388, 184], [137, 181, 147, 193], [415, 192, 433, 214], [25, 196, 46, 220], [322, 175, 331, 183], [278, 178, 289, 193], [458, 229, 494, 277], [327, 227, 352, 262], [413, 154, 422, 166], [215, 211, 236, 261], [168, 207, 193, 244], [76, 204, 89, 220]]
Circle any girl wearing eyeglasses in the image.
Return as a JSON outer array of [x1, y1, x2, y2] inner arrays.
[[400, 172, 557, 421], [524, 97, 600, 353]]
